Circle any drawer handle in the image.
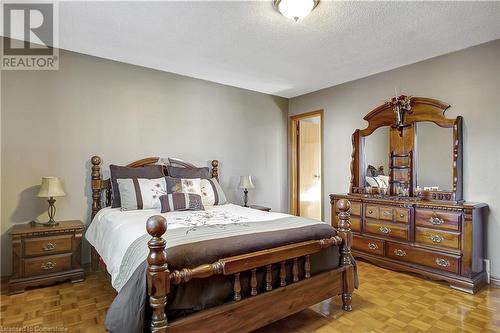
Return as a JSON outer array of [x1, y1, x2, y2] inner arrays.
[[379, 226, 391, 234], [368, 243, 378, 250], [429, 216, 444, 225], [41, 261, 56, 270], [43, 242, 56, 251], [368, 210, 373, 214], [383, 211, 391, 216], [399, 213, 405, 218], [435, 258, 450, 267], [430, 234, 443, 243], [394, 249, 406, 257]]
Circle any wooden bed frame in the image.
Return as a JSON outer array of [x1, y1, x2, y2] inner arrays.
[[89, 155, 355, 333]]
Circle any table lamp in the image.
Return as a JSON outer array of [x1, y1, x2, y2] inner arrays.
[[239, 176, 255, 207], [36, 177, 66, 226]]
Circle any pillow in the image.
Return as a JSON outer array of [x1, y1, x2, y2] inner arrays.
[[200, 178, 227, 206], [159, 193, 204, 213], [168, 157, 197, 168], [110, 164, 165, 208], [165, 177, 202, 195], [376, 175, 390, 188], [167, 165, 210, 179], [366, 176, 383, 188], [116, 177, 167, 211]]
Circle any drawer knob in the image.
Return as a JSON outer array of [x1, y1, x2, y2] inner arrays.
[[43, 242, 56, 251], [379, 226, 391, 234], [400, 213, 405, 218], [429, 216, 444, 225], [368, 243, 378, 250], [368, 210, 373, 214], [394, 249, 406, 257], [435, 258, 450, 267], [41, 261, 56, 270], [430, 234, 443, 243]]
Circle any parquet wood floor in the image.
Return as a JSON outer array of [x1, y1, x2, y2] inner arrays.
[[1, 261, 499, 332]]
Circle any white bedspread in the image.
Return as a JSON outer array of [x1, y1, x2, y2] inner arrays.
[[85, 204, 320, 290]]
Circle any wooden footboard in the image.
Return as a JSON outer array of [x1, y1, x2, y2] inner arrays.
[[146, 199, 354, 333]]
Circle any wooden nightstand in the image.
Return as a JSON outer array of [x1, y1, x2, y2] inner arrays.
[[249, 205, 271, 212], [8, 220, 85, 294]]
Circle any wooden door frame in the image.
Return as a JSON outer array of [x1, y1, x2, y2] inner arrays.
[[289, 110, 324, 221]]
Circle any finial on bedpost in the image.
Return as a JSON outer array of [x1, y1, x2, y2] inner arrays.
[[211, 160, 219, 180], [337, 198, 353, 312], [146, 215, 169, 332], [91, 156, 102, 219]]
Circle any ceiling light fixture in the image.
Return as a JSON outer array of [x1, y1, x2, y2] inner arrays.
[[273, 0, 319, 22]]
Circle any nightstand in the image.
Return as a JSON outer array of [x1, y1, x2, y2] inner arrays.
[[8, 220, 85, 294], [249, 205, 271, 212]]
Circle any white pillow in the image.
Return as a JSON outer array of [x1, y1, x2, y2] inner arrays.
[[200, 178, 227, 206], [376, 175, 390, 188], [117, 177, 167, 211], [366, 176, 381, 188]]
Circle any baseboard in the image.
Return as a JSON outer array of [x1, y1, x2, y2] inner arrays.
[[491, 275, 500, 288]]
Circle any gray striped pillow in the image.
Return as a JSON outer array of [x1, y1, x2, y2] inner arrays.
[[200, 178, 227, 206], [159, 193, 204, 213]]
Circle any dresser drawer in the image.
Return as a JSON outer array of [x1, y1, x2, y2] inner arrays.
[[23, 253, 72, 276], [365, 220, 409, 240], [365, 205, 379, 219], [350, 203, 362, 216], [387, 243, 460, 274], [353, 235, 384, 256], [379, 207, 393, 221], [416, 227, 460, 250], [415, 208, 461, 231], [24, 235, 72, 257], [395, 208, 410, 223]]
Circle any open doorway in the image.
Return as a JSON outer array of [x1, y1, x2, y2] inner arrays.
[[290, 110, 323, 221]]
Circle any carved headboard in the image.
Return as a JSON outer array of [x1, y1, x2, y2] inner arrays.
[[90, 156, 219, 219]]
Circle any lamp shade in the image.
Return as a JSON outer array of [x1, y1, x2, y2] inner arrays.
[[37, 177, 66, 197], [239, 176, 255, 189]]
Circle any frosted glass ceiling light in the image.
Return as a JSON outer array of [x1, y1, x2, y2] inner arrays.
[[274, 0, 319, 22]]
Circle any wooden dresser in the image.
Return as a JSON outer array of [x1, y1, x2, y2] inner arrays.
[[331, 195, 487, 293], [9, 220, 85, 294], [331, 96, 488, 293]]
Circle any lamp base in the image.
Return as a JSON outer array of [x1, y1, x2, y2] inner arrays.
[[30, 220, 60, 227], [243, 189, 249, 207]]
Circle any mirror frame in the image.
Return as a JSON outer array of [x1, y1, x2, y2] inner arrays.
[[349, 97, 463, 202]]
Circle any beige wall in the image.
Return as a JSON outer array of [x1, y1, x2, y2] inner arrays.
[[0, 49, 288, 276], [289, 40, 500, 278]]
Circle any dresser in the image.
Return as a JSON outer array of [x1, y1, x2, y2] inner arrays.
[[331, 195, 487, 293], [9, 220, 85, 294], [331, 96, 488, 293]]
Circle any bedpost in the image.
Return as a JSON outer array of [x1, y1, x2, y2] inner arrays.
[[146, 215, 169, 332], [211, 160, 219, 180], [337, 198, 354, 311], [91, 156, 102, 219]]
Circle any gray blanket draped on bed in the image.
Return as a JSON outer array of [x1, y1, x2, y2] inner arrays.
[[105, 220, 358, 333]]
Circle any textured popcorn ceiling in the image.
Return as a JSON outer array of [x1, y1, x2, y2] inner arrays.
[[55, 1, 500, 97]]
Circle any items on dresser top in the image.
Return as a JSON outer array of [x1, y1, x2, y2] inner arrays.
[[35, 176, 66, 227], [8, 220, 84, 294]]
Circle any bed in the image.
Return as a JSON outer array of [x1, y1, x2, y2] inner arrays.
[[87, 155, 356, 333]]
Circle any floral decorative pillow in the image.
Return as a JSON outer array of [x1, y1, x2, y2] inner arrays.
[[116, 177, 168, 211], [200, 178, 227, 206], [165, 177, 202, 195]]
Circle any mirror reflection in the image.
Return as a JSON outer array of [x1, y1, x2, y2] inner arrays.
[[364, 126, 390, 191], [416, 122, 453, 191]]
